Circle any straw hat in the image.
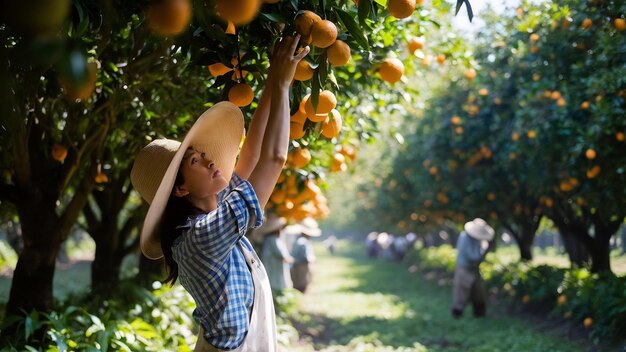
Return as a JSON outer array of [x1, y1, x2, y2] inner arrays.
[[464, 218, 495, 241], [255, 213, 287, 237], [285, 217, 321, 237], [130, 102, 244, 259]]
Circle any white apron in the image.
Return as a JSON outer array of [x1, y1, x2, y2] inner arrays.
[[195, 243, 277, 352]]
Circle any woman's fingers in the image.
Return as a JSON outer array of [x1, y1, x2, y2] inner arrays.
[[294, 46, 310, 61], [288, 34, 302, 56]]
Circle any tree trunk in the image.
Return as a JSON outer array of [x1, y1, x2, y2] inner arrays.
[[91, 233, 122, 295], [518, 238, 533, 261], [502, 217, 539, 262], [559, 231, 589, 267], [589, 216, 621, 273], [2, 207, 61, 343]]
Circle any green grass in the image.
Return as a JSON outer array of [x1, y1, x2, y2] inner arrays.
[[286, 241, 594, 352]]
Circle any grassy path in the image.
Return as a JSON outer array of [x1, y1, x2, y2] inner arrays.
[[285, 241, 590, 352]]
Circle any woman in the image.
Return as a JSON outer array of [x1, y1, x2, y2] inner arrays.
[[130, 35, 309, 351]]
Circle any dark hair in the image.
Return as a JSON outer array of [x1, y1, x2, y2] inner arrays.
[[159, 169, 204, 286]]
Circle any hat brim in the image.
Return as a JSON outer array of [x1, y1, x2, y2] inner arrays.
[[284, 224, 322, 237], [140, 102, 244, 259], [255, 216, 287, 236], [464, 221, 494, 241]]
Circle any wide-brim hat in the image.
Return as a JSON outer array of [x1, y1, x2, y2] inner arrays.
[[285, 217, 322, 237], [464, 218, 495, 241], [255, 213, 287, 237], [130, 102, 244, 259]]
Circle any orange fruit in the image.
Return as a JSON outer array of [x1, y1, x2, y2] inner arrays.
[[616, 131, 625, 142], [232, 68, 249, 81], [585, 148, 596, 160], [339, 144, 357, 161], [586, 165, 601, 179], [615, 18, 626, 31], [321, 109, 342, 138], [545, 197, 554, 208], [487, 192, 496, 201], [270, 188, 286, 204], [208, 62, 233, 77], [290, 121, 306, 139], [522, 295, 530, 304], [147, 0, 192, 36], [327, 40, 351, 66], [550, 91, 561, 100], [408, 37, 425, 54], [378, 58, 404, 83], [311, 20, 338, 48], [295, 11, 321, 37], [215, 0, 261, 25], [60, 61, 98, 101], [562, 17, 572, 29], [294, 60, 314, 81], [464, 68, 476, 80], [529, 33, 540, 42], [299, 94, 310, 114], [95, 172, 109, 184], [388, 0, 416, 19], [529, 46, 539, 54], [527, 130, 537, 139], [582, 18, 592, 29], [228, 83, 254, 107], [331, 153, 346, 172], [451, 116, 462, 125], [583, 317, 592, 328], [52, 144, 68, 162], [304, 90, 337, 116], [292, 148, 311, 168], [436, 54, 446, 65], [511, 132, 520, 141], [556, 97, 566, 107], [225, 21, 236, 34], [580, 101, 590, 110], [291, 109, 307, 124], [478, 88, 489, 96]]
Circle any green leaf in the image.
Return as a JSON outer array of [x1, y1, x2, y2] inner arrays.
[[455, 0, 473, 22], [259, 13, 289, 23], [358, 0, 372, 26], [335, 9, 369, 51]]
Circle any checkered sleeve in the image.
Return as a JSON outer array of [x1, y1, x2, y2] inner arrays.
[[189, 176, 264, 261]]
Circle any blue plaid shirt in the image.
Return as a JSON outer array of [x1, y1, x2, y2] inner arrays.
[[172, 173, 264, 350]]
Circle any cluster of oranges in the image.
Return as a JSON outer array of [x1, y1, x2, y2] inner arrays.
[[267, 174, 330, 221]]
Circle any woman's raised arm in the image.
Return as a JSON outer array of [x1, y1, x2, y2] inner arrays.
[[234, 73, 274, 180], [248, 35, 309, 208]]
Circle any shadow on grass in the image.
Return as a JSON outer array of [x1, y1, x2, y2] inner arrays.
[[291, 242, 598, 352]]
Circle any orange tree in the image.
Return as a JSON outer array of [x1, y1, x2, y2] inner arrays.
[[0, 0, 474, 343], [505, 0, 626, 273], [0, 0, 218, 338], [359, 0, 625, 272]]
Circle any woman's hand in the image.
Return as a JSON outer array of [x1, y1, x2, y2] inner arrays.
[[269, 35, 310, 87]]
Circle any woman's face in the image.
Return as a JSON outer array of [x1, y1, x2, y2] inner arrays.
[[177, 148, 228, 200]]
